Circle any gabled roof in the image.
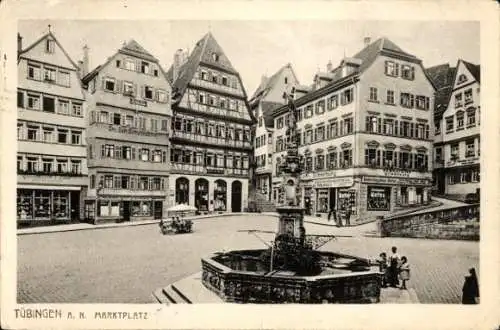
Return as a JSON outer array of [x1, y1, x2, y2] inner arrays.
[[18, 31, 79, 70], [250, 63, 299, 101], [462, 60, 480, 83], [167, 32, 239, 99], [425, 63, 456, 90], [82, 39, 169, 86]]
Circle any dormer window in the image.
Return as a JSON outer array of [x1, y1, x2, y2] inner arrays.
[[458, 74, 468, 84], [141, 61, 150, 74], [284, 77, 288, 84], [45, 39, 55, 53], [212, 53, 220, 62]]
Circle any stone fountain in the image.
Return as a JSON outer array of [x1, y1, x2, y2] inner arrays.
[[153, 88, 383, 304]]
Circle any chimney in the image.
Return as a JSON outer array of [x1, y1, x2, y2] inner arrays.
[[364, 37, 371, 47], [82, 45, 89, 76], [77, 60, 84, 77], [17, 33, 23, 53], [173, 48, 183, 82], [326, 60, 333, 72]]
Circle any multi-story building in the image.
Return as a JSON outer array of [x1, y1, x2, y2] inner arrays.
[[82, 40, 172, 223], [166, 32, 253, 213], [271, 38, 436, 223], [16, 29, 87, 225], [428, 60, 480, 201], [248, 63, 300, 200]]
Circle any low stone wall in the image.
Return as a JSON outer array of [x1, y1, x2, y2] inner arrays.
[[379, 204, 480, 241]]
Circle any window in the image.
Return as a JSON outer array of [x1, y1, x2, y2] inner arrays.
[[401, 65, 415, 80], [457, 74, 467, 84], [383, 150, 394, 167], [201, 71, 208, 80], [58, 100, 69, 115], [144, 86, 154, 99], [471, 169, 480, 182], [416, 124, 425, 139], [157, 90, 168, 103], [366, 116, 379, 133], [341, 88, 353, 105], [17, 156, 23, 171], [220, 98, 226, 109], [153, 150, 162, 163], [328, 122, 338, 138], [327, 95, 338, 110], [208, 95, 215, 106], [27, 157, 38, 172], [464, 89, 473, 104], [57, 160, 67, 173], [315, 100, 325, 114], [305, 157, 312, 172], [435, 148, 442, 162], [327, 151, 337, 169], [122, 146, 132, 160], [27, 126, 38, 141], [198, 92, 205, 104], [343, 118, 353, 134], [384, 119, 394, 135], [415, 96, 429, 110], [17, 124, 23, 140], [150, 119, 158, 132], [45, 39, 55, 53], [369, 87, 378, 102], [222, 76, 228, 86], [141, 61, 150, 74], [125, 59, 135, 71], [104, 78, 115, 92], [304, 105, 314, 118], [72, 103, 82, 116], [71, 132, 81, 145], [99, 111, 109, 123], [113, 113, 121, 126], [435, 120, 441, 135], [123, 82, 134, 96], [277, 117, 284, 129], [57, 129, 67, 143], [445, 116, 454, 132], [384, 61, 398, 77], [41, 128, 52, 142], [456, 112, 464, 129], [140, 149, 150, 161], [28, 64, 41, 80], [212, 53, 220, 62], [400, 93, 414, 108], [27, 94, 40, 110], [401, 121, 410, 137], [304, 130, 312, 144], [42, 96, 55, 112], [341, 149, 353, 167], [315, 155, 325, 170], [451, 143, 459, 159], [466, 140, 475, 157], [455, 93, 463, 108], [104, 175, 113, 188], [116, 60, 121, 68], [467, 109, 476, 126], [212, 74, 218, 84], [315, 126, 325, 141], [154, 69, 159, 77], [17, 91, 24, 108], [58, 71, 70, 87], [70, 160, 81, 174], [386, 90, 395, 104], [42, 158, 53, 173]]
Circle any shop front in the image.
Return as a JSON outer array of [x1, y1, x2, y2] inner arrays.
[[312, 177, 355, 217], [84, 196, 166, 224], [17, 188, 81, 225], [214, 179, 227, 212]]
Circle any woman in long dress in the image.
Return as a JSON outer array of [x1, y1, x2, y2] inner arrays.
[[462, 268, 479, 304]]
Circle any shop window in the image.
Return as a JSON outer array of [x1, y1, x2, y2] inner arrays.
[[34, 191, 51, 218], [367, 186, 391, 211], [53, 191, 69, 218]]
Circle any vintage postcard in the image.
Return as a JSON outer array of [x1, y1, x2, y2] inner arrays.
[[1, 0, 499, 329]]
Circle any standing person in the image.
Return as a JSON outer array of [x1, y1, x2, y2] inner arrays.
[[345, 206, 351, 226], [462, 268, 480, 304], [333, 208, 338, 227], [388, 246, 400, 287], [378, 252, 389, 288], [398, 256, 410, 290]]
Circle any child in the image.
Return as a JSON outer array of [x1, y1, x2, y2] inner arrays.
[[378, 252, 389, 288], [399, 256, 410, 290]]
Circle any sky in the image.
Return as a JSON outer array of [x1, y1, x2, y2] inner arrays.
[[18, 20, 479, 96]]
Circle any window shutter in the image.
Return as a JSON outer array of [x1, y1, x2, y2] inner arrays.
[[136, 60, 141, 72], [90, 110, 95, 124], [411, 67, 415, 80], [364, 149, 368, 165], [141, 85, 145, 99], [101, 77, 106, 90], [384, 61, 388, 75], [410, 94, 415, 108], [377, 118, 382, 133], [377, 150, 381, 166], [109, 112, 114, 124], [115, 80, 121, 93], [425, 125, 430, 139], [101, 144, 105, 157], [394, 120, 399, 135], [131, 147, 136, 160], [382, 151, 386, 166], [425, 97, 430, 110], [410, 123, 414, 138], [395, 63, 400, 76], [394, 152, 398, 168]]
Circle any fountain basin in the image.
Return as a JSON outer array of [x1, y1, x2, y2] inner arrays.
[[201, 249, 382, 304]]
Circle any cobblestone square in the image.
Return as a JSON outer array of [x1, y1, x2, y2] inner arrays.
[[17, 215, 478, 304]]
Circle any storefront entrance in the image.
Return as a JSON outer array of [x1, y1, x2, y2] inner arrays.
[[195, 178, 209, 212], [123, 201, 131, 221], [153, 201, 163, 219], [175, 177, 190, 204], [231, 180, 242, 212], [214, 180, 227, 212]]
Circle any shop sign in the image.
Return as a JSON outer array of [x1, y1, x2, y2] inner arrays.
[[207, 168, 225, 175], [313, 170, 337, 179], [447, 158, 479, 167], [362, 176, 429, 186], [130, 98, 147, 107], [383, 169, 411, 177], [313, 177, 353, 188]]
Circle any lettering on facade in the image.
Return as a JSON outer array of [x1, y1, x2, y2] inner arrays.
[[313, 171, 337, 179], [313, 177, 354, 188], [383, 169, 411, 177], [207, 168, 225, 175], [362, 176, 430, 186], [446, 158, 479, 167], [130, 98, 147, 107]]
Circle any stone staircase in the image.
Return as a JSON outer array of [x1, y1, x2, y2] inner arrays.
[[248, 189, 276, 212]]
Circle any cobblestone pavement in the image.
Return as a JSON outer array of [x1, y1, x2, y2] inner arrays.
[[17, 215, 478, 304]]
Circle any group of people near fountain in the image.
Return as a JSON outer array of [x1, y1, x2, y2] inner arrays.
[[377, 246, 410, 290], [327, 206, 352, 227]]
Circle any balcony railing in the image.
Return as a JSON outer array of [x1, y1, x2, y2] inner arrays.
[[170, 162, 249, 177], [91, 122, 169, 137], [172, 131, 252, 150], [17, 169, 84, 177]]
